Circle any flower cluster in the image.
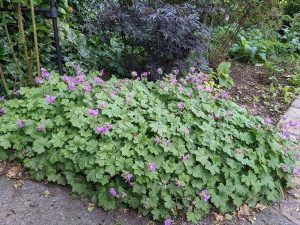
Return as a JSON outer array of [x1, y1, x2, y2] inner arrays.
[[45, 95, 56, 104], [95, 123, 113, 134]]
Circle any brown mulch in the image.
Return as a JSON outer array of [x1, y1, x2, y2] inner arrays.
[[228, 61, 291, 123]]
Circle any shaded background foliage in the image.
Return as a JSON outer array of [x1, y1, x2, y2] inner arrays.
[[0, 0, 299, 93]]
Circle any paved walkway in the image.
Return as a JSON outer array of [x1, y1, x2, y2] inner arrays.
[[0, 96, 300, 225]]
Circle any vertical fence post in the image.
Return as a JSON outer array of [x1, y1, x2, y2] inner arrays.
[[49, 0, 63, 75]]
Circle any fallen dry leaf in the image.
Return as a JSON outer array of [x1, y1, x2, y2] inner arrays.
[[225, 213, 233, 221], [43, 190, 51, 197], [237, 204, 251, 220], [13, 180, 24, 189], [212, 212, 224, 224], [255, 203, 267, 211], [87, 203, 95, 212], [6, 164, 23, 178]]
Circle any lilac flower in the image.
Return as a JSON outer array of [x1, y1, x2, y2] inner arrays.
[[99, 101, 108, 109], [226, 110, 233, 117], [0, 107, 5, 115], [160, 82, 165, 88], [293, 168, 299, 175], [178, 86, 184, 93], [214, 114, 221, 120], [106, 123, 113, 130], [289, 120, 299, 127], [282, 115, 288, 120], [165, 139, 172, 146], [68, 82, 76, 91], [126, 173, 133, 183], [15, 90, 21, 96], [93, 77, 104, 84], [174, 69, 179, 75], [148, 162, 156, 172], [36, 123, 45, 132], [0, 96, 4, 101], [196, 84, 203, 91], [157, 68, 163, 75], [95, 126, 108, 134], [200, 189, 210, 202], [75, 65, 81, 75], [45, 95, 56, 104], [181, 155, 189, 161], [125, 95, 132, 105], [109, 188, 117, 197], [205, 86, 213, 93], [222, 91, 230, 99], [296, 152, 300, 159], [186, 90, 193, 97], [131, 71, 138, 77], [34, 77, 43, 85], [154, 136, 161, 144], [41, 68, 51, 79], [282, 164, 289, 172], [169, 78, 177, 85], [183, 127, 190, 135], [177, 102, 185, 110], [62, 75, 72, 83], [164, 218, 173, 225], [109, 90, 117, 98], [190, 67, 196, 73], [84, 82, 92, 93], [282, 127, 291, 139], [16, 119, 25, 128], [284, 148, 289, 155], [87, 109, 99, 116], [141, 72, 149, 78], [264, 117, 273, 125]]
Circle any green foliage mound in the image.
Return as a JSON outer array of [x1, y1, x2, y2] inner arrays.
[[0, 68, 297, 223]]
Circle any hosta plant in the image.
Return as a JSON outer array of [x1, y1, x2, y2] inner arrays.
[[0, 67, 298, 223]]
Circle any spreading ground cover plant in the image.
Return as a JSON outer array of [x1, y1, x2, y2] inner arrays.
[[0, 67, 298, 223]]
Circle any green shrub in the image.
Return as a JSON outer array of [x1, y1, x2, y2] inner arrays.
[[0, 68, 297, 223]]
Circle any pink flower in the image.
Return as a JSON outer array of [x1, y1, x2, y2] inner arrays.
[[87, 109, 99, 116], [106, 123, 113, 130], [200, 189, 210, 202], [95, 126, 108, 134], [109, 188, 117, 197], [36, 123, 45, 131], [126, 173, 133, 183], [178, 86, 184, 93], [99, 101, 108, 109], [35, 77, 43, 84], [157, 68, 163, 75], [62, 75, 72, 83], [181, 155, 189, 161], [16, 119, 25, 128], [264, 117, 272, 125], [183, 127, 190, 135], [205, 86, 212, 93], [93, 77, 104, 84], [177, 102, 185, 110], [68, 82, 76, 91], [148, 163, 156, 172], [131, 71, 138, 77], [41, 68, 51, 79], [164, 218, 173, 225], [154, 136, 161, 144], [290, 120, 299, 127], [293, 168, 299, 175], [84, 82, 92, 93], [45, 95, 56, 104]]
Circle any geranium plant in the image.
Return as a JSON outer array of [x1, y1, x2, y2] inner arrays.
[[0, 67, 298, 223]]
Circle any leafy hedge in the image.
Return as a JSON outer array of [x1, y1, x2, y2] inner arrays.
[[0, 68, 298, 223]]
